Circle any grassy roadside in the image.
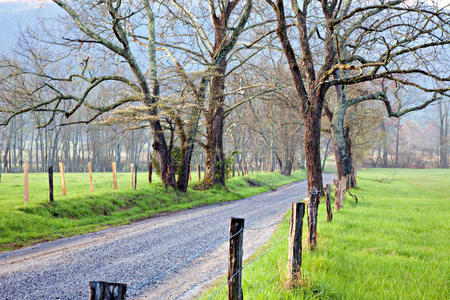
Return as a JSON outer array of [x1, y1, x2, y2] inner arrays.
[[0, 170, 306, 251], [199, 168, 449, 299]]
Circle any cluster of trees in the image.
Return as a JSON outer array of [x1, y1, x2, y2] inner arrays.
[[0, 0, 448, 201], [367, 99, 449, 169]]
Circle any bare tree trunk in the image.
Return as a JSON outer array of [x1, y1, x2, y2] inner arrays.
[[304, 108, 324, 194], [395, 118, 401, 167], [439, 99, 448, 168], [28, 130, 34, 172], [203, 62, 227, 187]]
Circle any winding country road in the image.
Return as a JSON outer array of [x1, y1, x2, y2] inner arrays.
[[0, 175, 335, 299]]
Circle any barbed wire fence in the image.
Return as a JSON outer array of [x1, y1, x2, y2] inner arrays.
[[88, 206, 301, 300], [204, 202, 306, 300], [90, 186, 341, 300]]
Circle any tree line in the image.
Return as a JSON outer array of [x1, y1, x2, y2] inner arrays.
[[0, 0, 448, 203]]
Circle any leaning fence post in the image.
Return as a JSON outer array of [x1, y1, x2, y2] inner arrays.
[[48, 166, 54, 203], [288, 202, 305, 284], [228, 217, 244, 300], [89, 281, 127, 300], [306, 189, 320, 250], [325, 184, 332, 221]]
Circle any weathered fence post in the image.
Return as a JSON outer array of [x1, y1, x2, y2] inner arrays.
[[24, 163, 29, 202], [48, 166, 54, 203], [340, 178, 346, 207], [307, 189, 320, 250], [59, 162, 66, 196], [88, 162, 94, 193], [325, 184, 332, 221], [112, 162, 118, 190], [89, 281, 127, 300], [228, 217, 244, 300], [333, 179, 339, 211], [288, 202, 305, 284], [148, 162, 152, 183], [197, 163, 201, 182]]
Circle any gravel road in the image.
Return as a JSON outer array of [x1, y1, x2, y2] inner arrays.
[[0, 174, 335, 299]]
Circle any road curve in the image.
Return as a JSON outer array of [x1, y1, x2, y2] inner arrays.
[[0, 174, 335, 300]]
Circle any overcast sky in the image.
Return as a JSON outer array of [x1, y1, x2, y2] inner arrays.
[[1, 0, 448, 54], [0, 0, 58, 54]]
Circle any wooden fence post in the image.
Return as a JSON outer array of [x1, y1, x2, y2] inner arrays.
[[130, 164, 134, 189], [89, 281, 127, 300], [88, 162, 94, 193], [307, 189, 320, 250], [112, 162, 118, 190], [148, 162, 152, 183], [288, 202, 305, 283], [197, 163, 201, 182], [228, 217, 244, 300], [340, 178, 346, 207], [59, 162, 66, 196], [48, 166, 54, 203], [24, 163, 29, 203], [325, 184, 332, 221], [333, 179, 339, 211]]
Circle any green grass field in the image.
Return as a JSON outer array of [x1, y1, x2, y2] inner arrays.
[[200, 168, 450, 300], [0, 169, 306, 251]]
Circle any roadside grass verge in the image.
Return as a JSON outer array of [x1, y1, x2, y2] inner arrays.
[[0, 170, 306, 251], [199, 168, 449, 299]]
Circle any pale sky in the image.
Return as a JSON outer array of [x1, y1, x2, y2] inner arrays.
[[0, 0, 448, 54]]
